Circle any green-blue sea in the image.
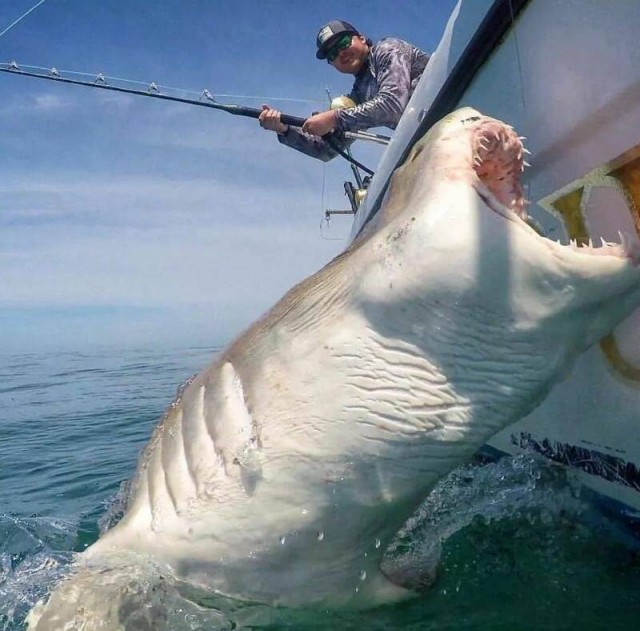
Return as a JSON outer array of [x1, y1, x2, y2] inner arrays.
[[2, 345, 640, 630]]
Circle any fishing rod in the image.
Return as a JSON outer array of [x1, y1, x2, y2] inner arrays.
[[0, 61, 311, 124], [0, 62, 389, 174]]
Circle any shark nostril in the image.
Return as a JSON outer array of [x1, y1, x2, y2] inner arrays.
[[408, 145, 424, 163]]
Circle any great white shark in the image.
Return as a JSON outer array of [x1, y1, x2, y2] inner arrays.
[[28, 107, 640, 629]]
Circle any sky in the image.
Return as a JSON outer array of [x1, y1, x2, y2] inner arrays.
[[0, 0, 457, 354]]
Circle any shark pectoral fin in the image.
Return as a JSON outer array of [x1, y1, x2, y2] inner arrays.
[[26, 557, 174, 631], [379, 539, 442, 593]]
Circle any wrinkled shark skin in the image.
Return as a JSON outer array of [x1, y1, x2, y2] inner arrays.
[[28, 107, 640, 628]]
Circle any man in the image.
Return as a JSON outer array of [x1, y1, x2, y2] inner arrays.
[[259, 19, 430, 161]]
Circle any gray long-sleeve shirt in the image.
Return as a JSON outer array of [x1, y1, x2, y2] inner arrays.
[[278, 37, 430, 161]]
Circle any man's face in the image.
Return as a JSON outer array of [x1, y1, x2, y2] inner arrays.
[[329, 35, 369, 75]]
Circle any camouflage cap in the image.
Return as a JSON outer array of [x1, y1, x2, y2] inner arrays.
[[315, 19, 359, 59]]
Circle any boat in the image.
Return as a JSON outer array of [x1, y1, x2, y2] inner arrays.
[[346, 0, 640, 532]]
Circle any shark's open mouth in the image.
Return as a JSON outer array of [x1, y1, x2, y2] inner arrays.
[[472, 118, 527, 220], [470, 117, 637, 263]]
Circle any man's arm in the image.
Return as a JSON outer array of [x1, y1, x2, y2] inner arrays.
[[335, 41, 423, 132], [277, 126, 346, 162], [259, 105, 352, 162]]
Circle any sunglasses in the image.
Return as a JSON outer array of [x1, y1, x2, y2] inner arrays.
[[326, 34, 354, 63]]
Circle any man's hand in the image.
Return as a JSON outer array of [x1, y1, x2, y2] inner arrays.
[[259, 104, 289, 134], [302, 110, 338, 137]]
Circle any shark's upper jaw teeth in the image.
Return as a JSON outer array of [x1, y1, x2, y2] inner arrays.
[[471, 119, 527, 219]]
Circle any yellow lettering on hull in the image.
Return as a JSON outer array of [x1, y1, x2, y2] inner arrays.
[[539, 148, 640, 383]]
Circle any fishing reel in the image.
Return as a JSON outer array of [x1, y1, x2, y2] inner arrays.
[[325, 95, 374, 220], [330, 94, 357, 111]]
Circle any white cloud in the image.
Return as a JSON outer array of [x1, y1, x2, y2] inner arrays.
[[0, 213, 349, 352], [0, 167, 351, 345], [0, 172, 337, 229], [33, 92, 70, 111]]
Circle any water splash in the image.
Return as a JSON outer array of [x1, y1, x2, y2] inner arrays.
[[382, 454, 586, 581], [98, 478, 133, 535], [0, 515, 76, 630], [4, 455, 640, 630]]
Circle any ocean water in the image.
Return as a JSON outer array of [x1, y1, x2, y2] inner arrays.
[[1, 345, 640, 630]]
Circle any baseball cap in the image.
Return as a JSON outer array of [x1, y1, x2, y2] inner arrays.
[[315, 20, 359, 60]]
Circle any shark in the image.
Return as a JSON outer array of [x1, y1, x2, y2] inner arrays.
[[27, 107, 640, 629]]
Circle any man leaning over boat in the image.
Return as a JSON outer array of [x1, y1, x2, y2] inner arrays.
[[258, 19, 430, 161]]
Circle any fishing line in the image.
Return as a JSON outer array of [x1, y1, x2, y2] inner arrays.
[[508, 0, 533, 204], [0, 0, 49, 40], [508, 0, 527, 120]]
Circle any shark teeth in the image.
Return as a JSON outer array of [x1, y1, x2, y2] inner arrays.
[[555, 231, 640, 262], [619, 230, 630, 251], [471, 119, 530, 219]]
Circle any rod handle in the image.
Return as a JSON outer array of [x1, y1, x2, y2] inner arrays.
[[279, 113, 307, 127], [230, 105, 306, 128]]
